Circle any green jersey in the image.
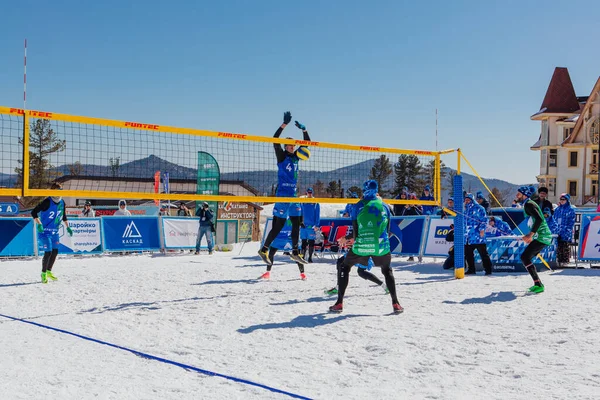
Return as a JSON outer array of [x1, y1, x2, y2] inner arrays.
[[524, 199, 552, 245], [352, 197, 391, 256]]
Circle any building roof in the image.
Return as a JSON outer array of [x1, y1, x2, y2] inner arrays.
[[532, 67, 580, 118], [563, 76, 600, 144]]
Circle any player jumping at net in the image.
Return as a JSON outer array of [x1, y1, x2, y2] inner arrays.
[[329, 180, 403, 314], [31, 182, 73, 284], [258, 111, 311, 265], [515, 185, 551, 293]]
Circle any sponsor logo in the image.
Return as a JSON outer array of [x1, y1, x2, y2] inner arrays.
[[294, 140, 318, 146], [9, 108, 53, 118], [218, 132, 247, 139], [124, 121, 159, 130], [123, 221, 142, 238], [434, 226, 452, 238], [359, 146, 380, 151], [414, 150, 433, 155]]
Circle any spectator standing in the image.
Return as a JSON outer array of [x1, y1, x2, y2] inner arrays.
[[554, 193, 576, 266]]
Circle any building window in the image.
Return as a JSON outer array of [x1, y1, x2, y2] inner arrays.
[[589, 119, 599, 145], [549, 149, 557, 167], [568, 180, 578, 197], [564, 127, 573, 141], [569, 151, 578, 167], [593, 180, 598, 197], [541, 121, 549, 146], [549, 178, 556, 196]]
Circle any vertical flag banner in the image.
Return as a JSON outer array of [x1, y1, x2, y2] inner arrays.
[[196, 151, 220, 215], [154, 171, 161, 206]]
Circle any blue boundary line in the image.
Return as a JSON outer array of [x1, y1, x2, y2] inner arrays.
[[0, 313, 311, 400]]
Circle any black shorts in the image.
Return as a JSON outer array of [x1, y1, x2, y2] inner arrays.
[[342, 249, 392, 268]]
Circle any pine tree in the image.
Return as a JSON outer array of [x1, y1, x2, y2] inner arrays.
[[369, 155, 392, 195], [393, 155, 422, 196], [15, 119, 66, 207], [326, 180, 341, 198], [313, 180, 326, 197]]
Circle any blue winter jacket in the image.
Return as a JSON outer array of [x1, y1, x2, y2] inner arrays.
[[485, 217, 512, 237], [464, 201, 488, 244], [545, 214, 559, 235], [419, 193, 435, 215], [301, 203, 321, 227], [554, 201, 576, 241]]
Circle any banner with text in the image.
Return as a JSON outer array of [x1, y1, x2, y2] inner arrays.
[[423, 217, 453, 256], [58, 218, 102, 254], [162, 217, 199, 249], [102, 217, 161, 251]]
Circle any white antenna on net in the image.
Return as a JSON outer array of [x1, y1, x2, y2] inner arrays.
[[435, 108, 438, 151]]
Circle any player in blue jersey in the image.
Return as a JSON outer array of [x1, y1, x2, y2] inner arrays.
[[31, 182, 73, 283], [258, 111, 312, 265], [300, 187, 321, 263]]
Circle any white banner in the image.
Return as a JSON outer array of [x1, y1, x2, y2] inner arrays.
[[581, 219, 600, 259], [163, 218, 199, 248], [60, 218, 102, 253], [423, 218, 453, 256]]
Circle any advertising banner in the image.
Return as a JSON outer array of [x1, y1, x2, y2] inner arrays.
[[196, 151, 220, 216], [102, 216, 160, 251], [578, 214, 600, 260], [482, 236, 557, 272], [162, 217, 199, 249], [57, 218, 102, 254], [423, 218, 453, 256], [0, 218, 34, 256]]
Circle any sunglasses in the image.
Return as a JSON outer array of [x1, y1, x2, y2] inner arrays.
[[560, 198, 567, 201]]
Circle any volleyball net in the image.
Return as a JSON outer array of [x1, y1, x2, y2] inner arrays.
[[1, 106, 448, 206]]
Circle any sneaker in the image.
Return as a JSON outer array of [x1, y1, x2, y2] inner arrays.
[[329, 303, 343, 313], [393, 303, 404, 314], [324, 287, 338, 295], [194, 251, 199, 255], [290, 250, 308, 265], [259, 271, 270, 280], [528, 284, 545, 293], [308, 258, 313, 263], [381, 284, 390, 294], [407, 257, 414, 262], [46, 271, 58, 281], [258, 249, 272, 265], [41, 272, 48, 284], [209, 251, 214, 255], [300, 273, 307, 280]]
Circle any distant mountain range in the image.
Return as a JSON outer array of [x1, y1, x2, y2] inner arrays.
[[1, 155, 529, 203]]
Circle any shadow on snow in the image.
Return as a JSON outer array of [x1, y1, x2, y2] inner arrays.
[[237, 312, 371, 333]]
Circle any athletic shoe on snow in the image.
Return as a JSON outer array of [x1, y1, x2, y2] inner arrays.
[[300, 273, 307, 280], [290, 251, 308, 265], [528, 284, 545, 293], [46, 271, 58, 281], [258, 249, 272, 265], [329, 303, 343, 313], [325, 287, 338, 295], [381, 284, 390, 294], [393, 303, 404, 314], [259, 271, 270, 280], [41, 272, 48, 284]]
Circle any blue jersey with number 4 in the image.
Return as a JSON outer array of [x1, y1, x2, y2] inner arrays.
[[277, 155, 299, 197]]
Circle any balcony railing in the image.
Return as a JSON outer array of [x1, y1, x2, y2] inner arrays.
[[590, 163, 599, 174]]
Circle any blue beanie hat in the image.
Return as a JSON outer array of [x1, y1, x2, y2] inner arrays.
[[518, 186, 534, 198], [476, 191, 485, 200], [363, 180, 378, 199], [424, 185, 431, 191], [464, 193, 475, 202]]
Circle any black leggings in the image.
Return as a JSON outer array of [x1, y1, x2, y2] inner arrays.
[[335, 251, 399, 305], [263, 216, 301, 250], [267, 247, 304, 273], [465, 243, 493, 274], [521, 240, 547, 285], [302, 239, 315, 259], [336, 256, 383, 285], [42, 249, 58, 273]]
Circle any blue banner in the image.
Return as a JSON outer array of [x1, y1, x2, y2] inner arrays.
[[102, 216, 160, 251], [0, 218, 35, 256], [578, 213, 600, 260], [483, 236, 557, 272], [0, 203, 19, 216]]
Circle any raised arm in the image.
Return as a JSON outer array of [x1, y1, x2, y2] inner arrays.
[[273, 111, 292, 163]]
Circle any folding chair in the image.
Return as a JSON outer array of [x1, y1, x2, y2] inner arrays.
[[313, 225, 332, 258]]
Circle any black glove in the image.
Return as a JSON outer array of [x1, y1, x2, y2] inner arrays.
[[301, 223, 306, 228], [295, 120, 306, 130], [283, 111, 292, 125]]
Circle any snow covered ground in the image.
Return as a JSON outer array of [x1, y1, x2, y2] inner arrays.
[[1, 244, 599, 400]]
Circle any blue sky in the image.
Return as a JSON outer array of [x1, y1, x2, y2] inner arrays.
[[1, 0, 600, 184]]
